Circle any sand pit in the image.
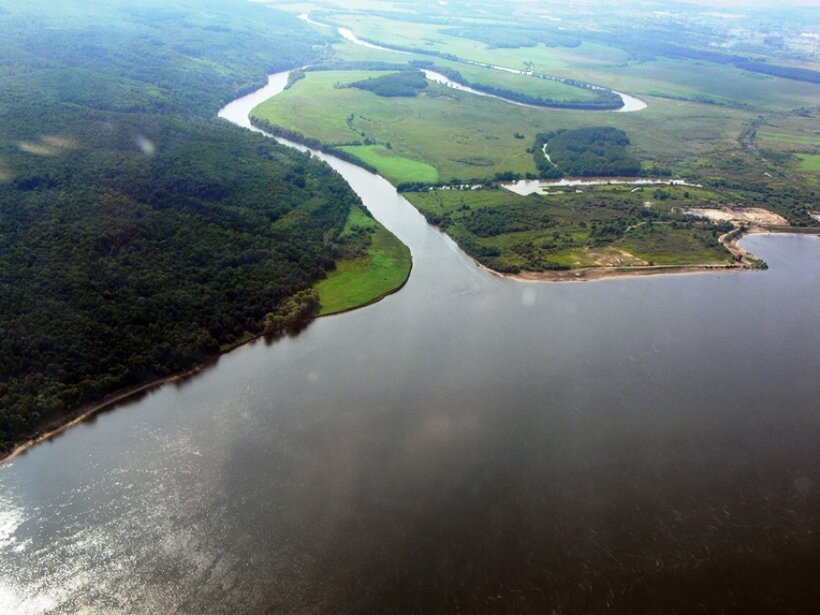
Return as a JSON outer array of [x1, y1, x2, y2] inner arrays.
[[682, 207, 789, 226]]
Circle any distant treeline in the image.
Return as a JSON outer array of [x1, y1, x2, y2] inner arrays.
[[440, 25, 582, 50], [444, 21, 820, 85], [305, 61, 409, 72], [534, 128, 642, 178], [733, 59, 820, 85], [573, 28, 820, 86], [645, 40, 820, 85]]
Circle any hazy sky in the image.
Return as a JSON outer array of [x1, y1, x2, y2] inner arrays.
[[680, 0, 820, 7]]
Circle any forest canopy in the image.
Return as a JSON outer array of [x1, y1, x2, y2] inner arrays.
[[349, 70, 429, 97], [0, 0, 355, 451], [534, 127, 642, 178]]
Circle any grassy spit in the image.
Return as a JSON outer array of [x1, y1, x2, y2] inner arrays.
[[315, 205, 412, 315]]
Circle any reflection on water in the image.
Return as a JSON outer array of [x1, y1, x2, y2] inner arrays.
[[1, 76, 819, 613]]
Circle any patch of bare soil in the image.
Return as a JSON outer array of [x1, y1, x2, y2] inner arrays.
[[682, 207, 789, 226], [584, 247, 647, 267]]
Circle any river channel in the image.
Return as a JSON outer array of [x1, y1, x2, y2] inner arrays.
[[1, 72, 818, 613], [331, 19, 648, 112]]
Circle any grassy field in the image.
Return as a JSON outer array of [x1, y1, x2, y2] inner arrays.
[[759, 131, 820, 147], [315, 205, 411, 315], [338, 144, 439, 184], [324, 12, 820, 113], [328, 39, 598, 102], [252, 69, 763, 183], [549, 59, 820, 112], [432, 58, 600, 102], [797, 154, 820, 173], [330, 13, 630, 73], [252, 70, 541, 181], [404, 185, 732, 273], [751, 116, 820, 182]]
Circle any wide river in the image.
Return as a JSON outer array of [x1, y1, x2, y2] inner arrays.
[[1, 72, 819, 613]]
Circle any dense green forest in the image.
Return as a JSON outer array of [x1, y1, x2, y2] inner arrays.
[[534, 128, 642, 178], [349, 70, 428, 97], [0, 0, 357, 451]]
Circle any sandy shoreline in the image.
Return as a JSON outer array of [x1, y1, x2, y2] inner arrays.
[[478, 260, 746, 283], [0, 322, 298, 465], [0, 363, 219, 466]]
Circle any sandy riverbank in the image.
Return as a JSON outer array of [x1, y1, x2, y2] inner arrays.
[[0, 366, 209, 465], [479, 260, 746, 283]]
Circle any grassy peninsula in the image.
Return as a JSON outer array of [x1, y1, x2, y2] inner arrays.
[[315, 206, 411, 315]]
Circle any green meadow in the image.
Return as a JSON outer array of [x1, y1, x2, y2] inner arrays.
[[431, 59, 600, 103], [252, 69, 760, 183], [753, 119, 820, 178], [759, 131, 820, 147], [331, 13, 629, 73], [251, 70, 540, 181], [338, 145, 439, 184], [797, 154, 820, 173], [330, 39, 599, 103], [328, 12, 819, 112], [549, 59, 820, 112], [315, 205, 411, 315]]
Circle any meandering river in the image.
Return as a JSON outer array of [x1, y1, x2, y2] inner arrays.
[[334, 20, 648, 112], [1, 72, 819, 613]]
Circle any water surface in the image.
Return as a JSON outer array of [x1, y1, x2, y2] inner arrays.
[[1, 75, 819, 614]]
